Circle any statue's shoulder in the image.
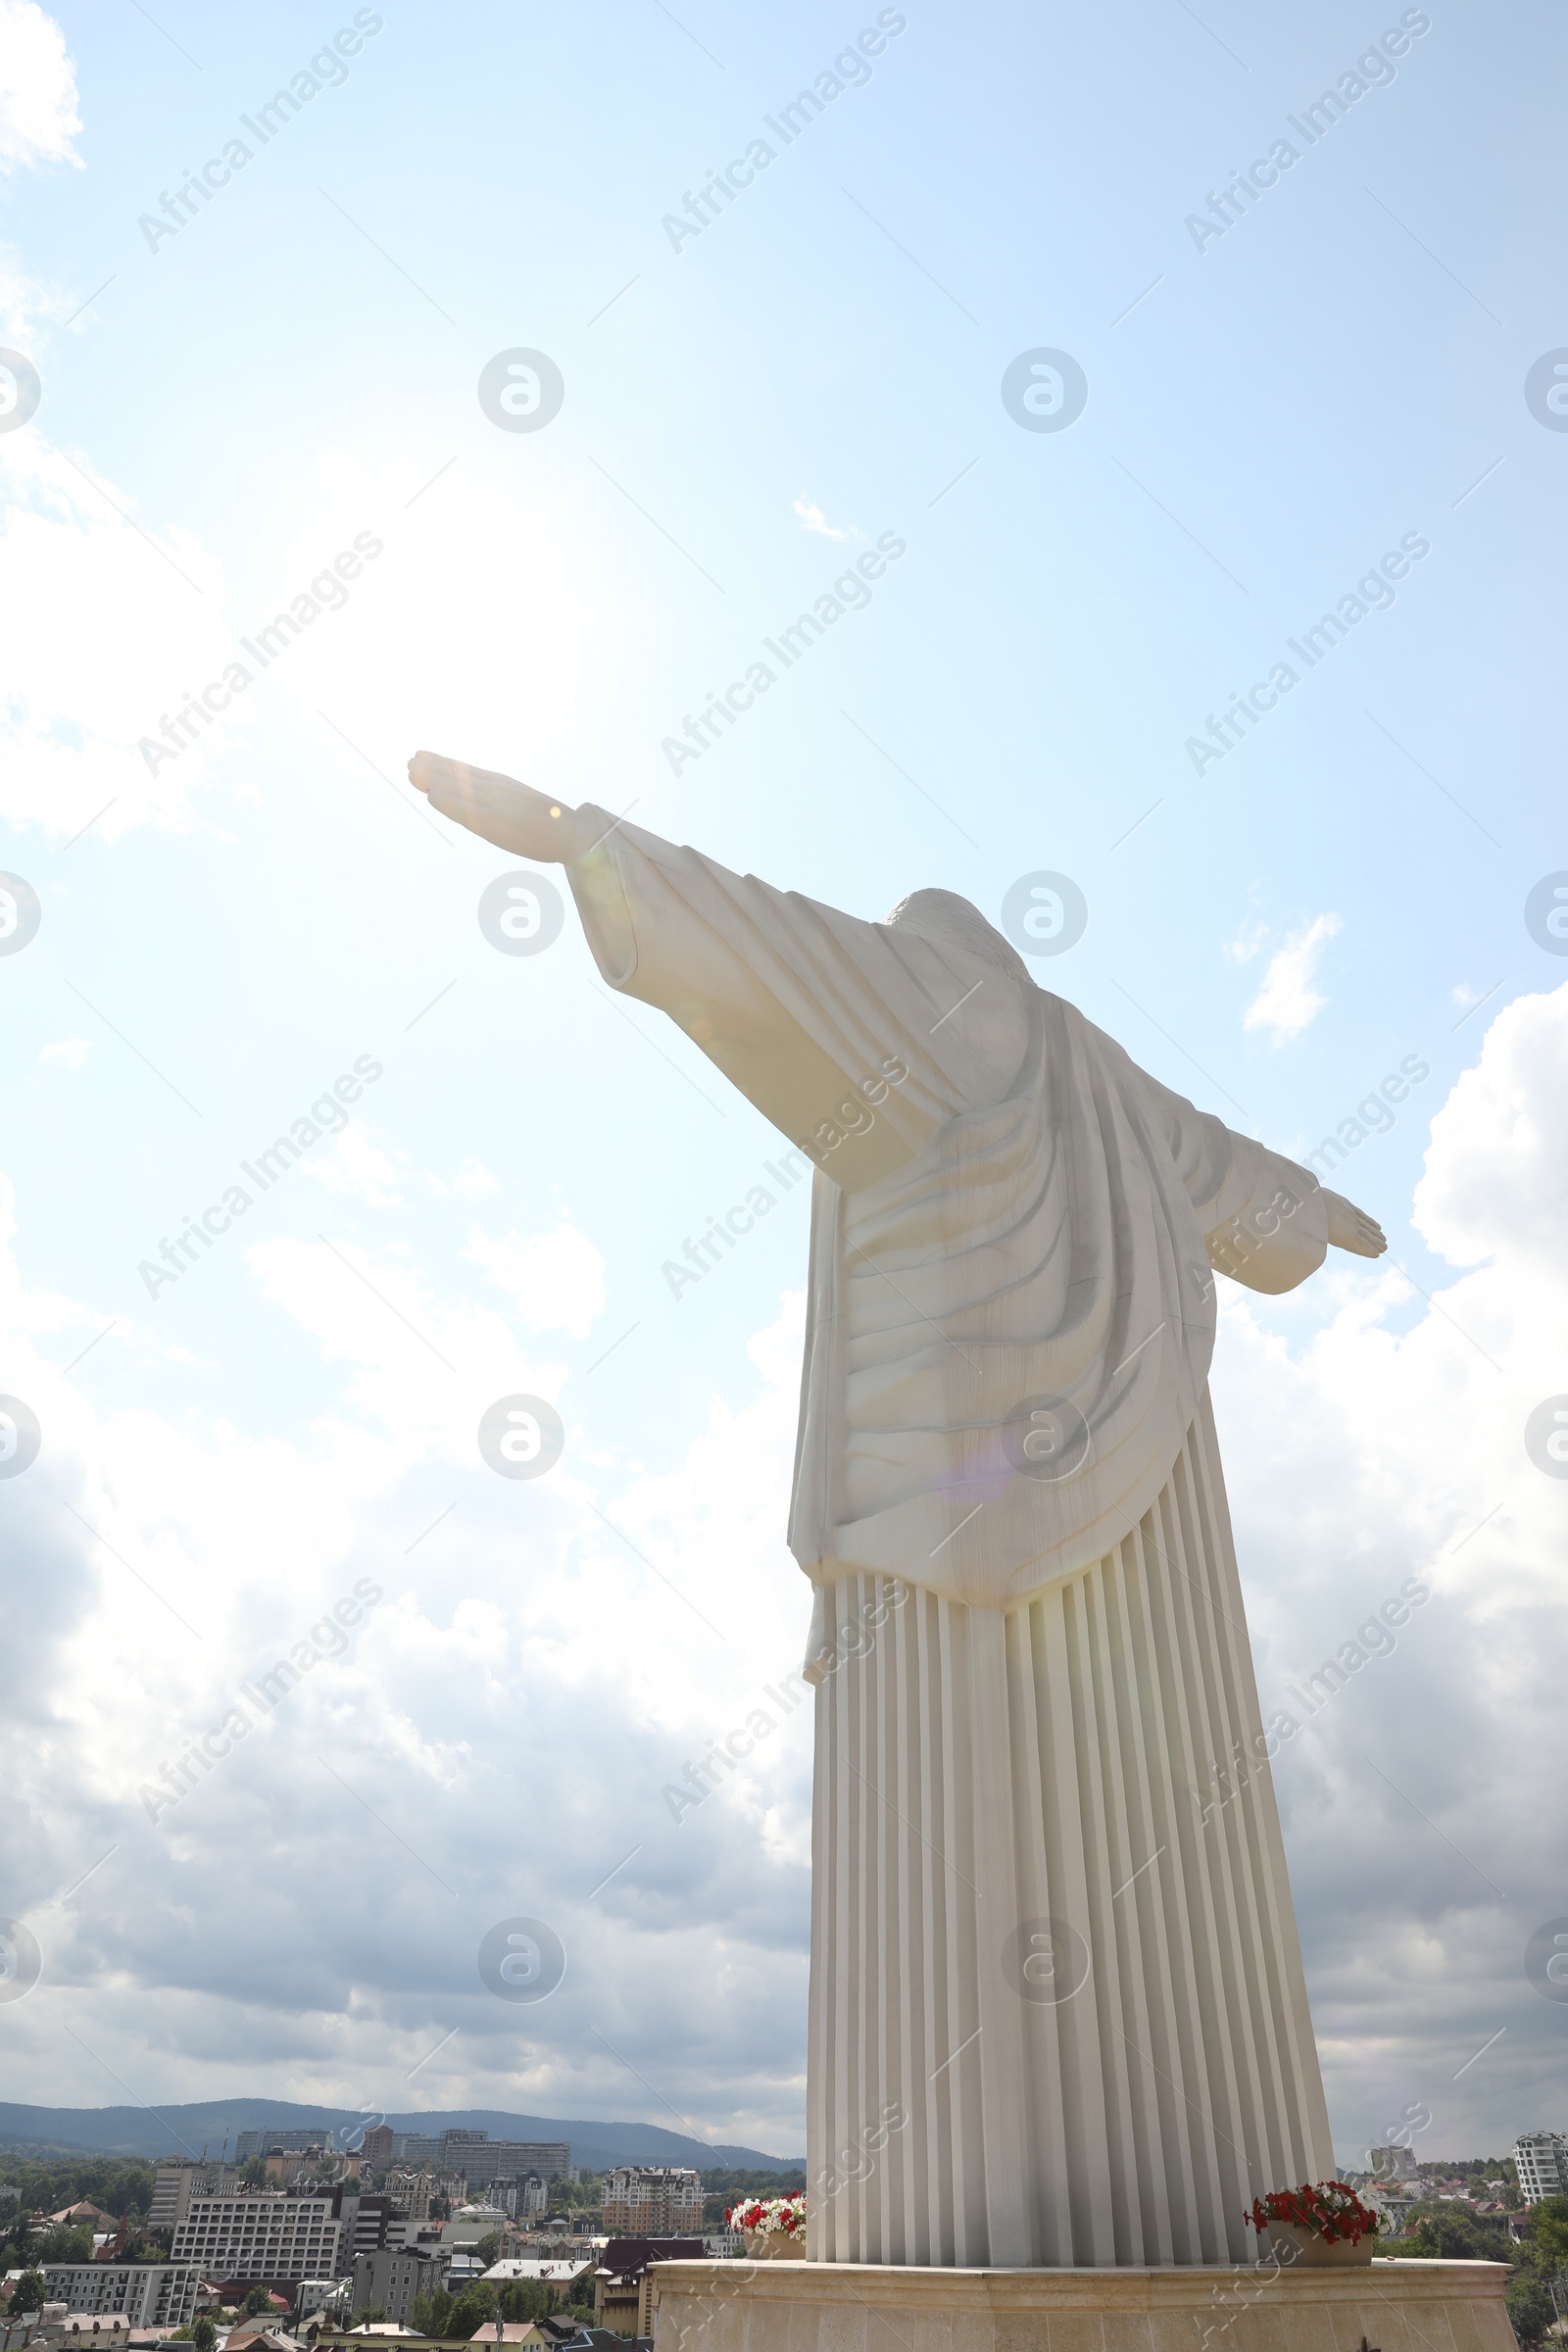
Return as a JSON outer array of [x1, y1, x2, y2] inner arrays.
[[1056, 1001, 1172, 1113]]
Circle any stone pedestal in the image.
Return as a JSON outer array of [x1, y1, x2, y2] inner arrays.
[[651, 2257, 1513, 2352]]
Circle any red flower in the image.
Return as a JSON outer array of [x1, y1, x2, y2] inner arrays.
[[1244, 2180, 1379, 2248]]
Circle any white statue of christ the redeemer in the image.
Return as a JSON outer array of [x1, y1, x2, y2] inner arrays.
[[411, 751, 1387, 2271]]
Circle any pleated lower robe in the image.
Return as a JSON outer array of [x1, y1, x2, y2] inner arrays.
[[808, 1392, 1333, 2267]]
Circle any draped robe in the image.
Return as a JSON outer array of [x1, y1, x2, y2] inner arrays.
[[566, 813, 1336, 2266]]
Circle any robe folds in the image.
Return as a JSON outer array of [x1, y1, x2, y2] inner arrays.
[[568, 813, 1326, 1618], [567, 814, 1337, 2264]]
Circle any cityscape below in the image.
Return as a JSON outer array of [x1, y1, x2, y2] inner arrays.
[[2, 2123, 1567, 2349]]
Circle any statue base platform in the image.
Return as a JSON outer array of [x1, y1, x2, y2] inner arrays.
[[652, 2257, 1512, 2352]]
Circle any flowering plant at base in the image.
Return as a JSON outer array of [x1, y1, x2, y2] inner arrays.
[[1246, 2180, 1381, 2245], [727, 2194, 807, 2238]]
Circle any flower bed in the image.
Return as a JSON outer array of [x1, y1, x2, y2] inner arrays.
[[727, 2194, 807, 2255], [1247, 2180, 1380, 2266]]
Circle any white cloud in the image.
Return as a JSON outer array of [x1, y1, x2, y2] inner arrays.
[[38, 1036, 89, 1068], [0, 437, 234, 839], [0, 2, 80, 175], [1210, 981, 1568, 2158], [426, 1157, 498, 1200], [1223, 916, 1267, 965], [303, 1126, 407, 1208], [465, 1221, 606, 1340], [0, 1152, 814, 2146], [245, 1227, 567, 1460], [1413, 983, 1566, 1276], [1242, 911, 1342, 1044], [792, 497, 859, 542], [306, 1132, 502, 1211]]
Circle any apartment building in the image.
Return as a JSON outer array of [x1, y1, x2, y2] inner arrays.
[[599, 2170, 703, 2237], [470, 2175, 549, 2222], [381, 2168, 450, 2224], [392, 2132, 570, 2186], [40, 2268, 198, 2331], [148, 2164, 239, 2230], [1514, 2132, 1568, 2205], [171, 2191, 343, 2282], [349, 2247, 451, 2327]]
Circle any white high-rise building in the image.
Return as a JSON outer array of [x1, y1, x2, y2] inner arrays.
[[149, 2164, 239, 2230], [1514, 2132, 1568, 2205], [391, 2132, 569, 2185], [171, 2191, 343, 2281], [41, 2267, 199, 2329]]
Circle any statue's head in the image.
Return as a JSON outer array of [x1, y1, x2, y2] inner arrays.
[[883, 887, 1034, 987]]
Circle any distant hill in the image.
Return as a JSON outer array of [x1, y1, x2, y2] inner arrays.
[[0, 2100, 802, 2173]]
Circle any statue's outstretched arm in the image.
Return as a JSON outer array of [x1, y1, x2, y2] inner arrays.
[[407, 748, 1018, 1187], [1112, 1037, 1388, 1293], [408, 750, 593, 860]]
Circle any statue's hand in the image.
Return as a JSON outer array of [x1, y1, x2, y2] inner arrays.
[[1322, 1190, 1387, 1259], [407, 750, 592, 859]]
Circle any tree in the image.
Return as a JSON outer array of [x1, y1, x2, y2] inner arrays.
[[9, 2273, 46, 2316], [243, 2286, 273, 2316], [238, 2159, 270, 2188], [360, 2307, 389, 2328], [1400, 2204, 1511, 2263], [445, 2284, 498, 2339], [1505, 2269, 1555, 2349], [38, 2225, 95, 2264], [497, 2282, 550, 2326], [1529, 2194, 1568, 2270], [192, 2318, 218, 2352], [412, 2289, 454, 2337], [0, 2213, 37, 2276], [549, 2174, 603, 2217]]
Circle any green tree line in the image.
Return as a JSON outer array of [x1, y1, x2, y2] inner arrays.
[[1, 2156, 165, 2295], [410, 2278, 596, 2339], [1390, 2192, 1568, 2346], [0, 2154, 156, 2226]]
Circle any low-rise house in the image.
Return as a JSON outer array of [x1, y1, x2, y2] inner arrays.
[[592, 2242, 703, 2341], [479, 2262, 592, 2309], [8, 2313, 131, 2351]]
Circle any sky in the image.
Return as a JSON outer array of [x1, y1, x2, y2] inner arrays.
[[0, 0, 1565, 2175]]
